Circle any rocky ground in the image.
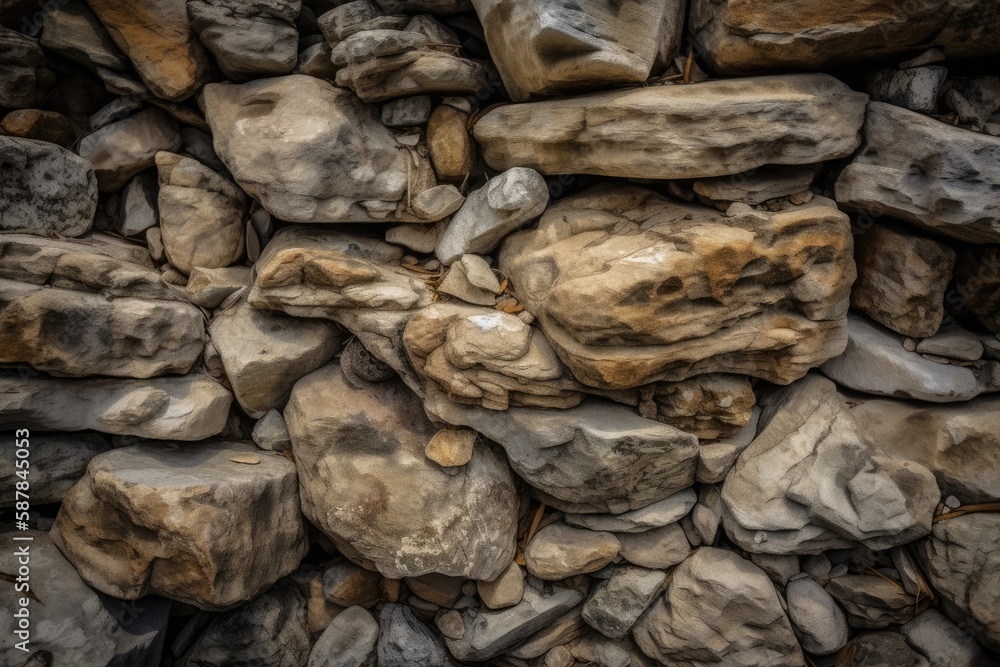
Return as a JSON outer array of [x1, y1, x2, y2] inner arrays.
[[1, 0, 1000, 666]]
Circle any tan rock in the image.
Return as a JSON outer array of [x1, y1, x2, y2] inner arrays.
[[477, 561, 525, 610], [425, 428, 475, 467], [524, 524, 620, 581], [404, 572, 465, 606], [0, 108, 74, 145], [649, 374, 755, 439], [426, 103, 473, 182], [499, 185, 855, 389], [322, 561, 383, 608], [473, 74, 867, 179]]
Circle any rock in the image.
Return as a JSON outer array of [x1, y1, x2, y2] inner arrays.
[[51, 441, 307, 610], [836, 102, 1000, 244], [900, 610, 992, 667], [445, 584, 584, 661], [565, 489, 697, 534], [386, 221, 446, 253], [203, 75, 443, 223], [820, 313, 984, 402], [751, 553, 801, 587], [868, 67, 948, 114], [696, 407, 760, 484], [916, 323, 984, 362], [524, 524, 620, 580], [79, 108, 181, 192], [185, 266, 252, 309], [411, 184, 465, 221], [474, 74, 867, 179], [309, 605, 379, 667], [0, 27, 53, 109], [426, 104, 472, 182], [284, 364, 518, 580], [826, 575, 923, 628], [616, 524, 691, 570], [340, 337, 397, 384], [177, 581, 310, 665], [377, 603, 446, 667], [382, 95, 433, 126], [323, 562, 382, 608], [377, 0, 471, 13], [436, 610, 465, 640], [582, 565, 666, 640], [0, 433, 110, 506], [956, 247, 1000, 333], [187, 0, 300, 80], [649, 374, 755, 440], [722, 374, 940, 554], [0, 371, 231, 440], [1, 109, 74, 146], [436, 167, 548, 265], [499, 185, 855, 389], [852, 632, 931, 667], [39, 1, 128, 70], [425, 428, 475, 467], [115, 171, 159, 238], [688, 0, 1000, 73], [209, 298, 342, 417], [478, 561, 524, 610], [916, 514, 1000, 651], [470, 0, 683, 101], [633, 547, 805, 666], [89, 96, 144, 131], [436, 254, 500, 305], [0, 136, 97, 237], [405, 573, 464, 607], [156, 152, 247, 274], [297, 40, 340, 79], [424, 390, 699, 514], [86, 0, 210, 100], [0, 529, 169, 667], [692, 165, 816, 209], [945, 76, 1000, 128], [850, 224, 956, 338], [785, 575, 849, 655]]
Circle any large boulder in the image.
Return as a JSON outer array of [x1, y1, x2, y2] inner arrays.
[[499, 186, 855, 389], [51, 441, 308, 611], [284, 363, 519, 580], [473, 74, 867, 179]]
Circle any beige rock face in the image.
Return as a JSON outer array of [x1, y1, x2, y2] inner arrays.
[[523, 524, 620, 580], [499, 186, 855, 390], [471, 0, 684, 101], [86, 0, 210, 100], [689, 0, 1000, 74], [51, 441, 307, 610], [473, 74, 867, 179]]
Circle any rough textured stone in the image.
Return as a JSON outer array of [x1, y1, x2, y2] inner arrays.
[[0, 27, 53, 109], [424, 427, 475, 467], [39, 1, 128, 70], [377, 603, 446, 667], [955, 246, 1000, 333], [0, 136, 97, 237], [284, 363, 518, 580], [51, 441, 308, 610], [565, 489, 696, 534], [426, 103, 473, 182], [323, 562, 382, 608], [916, 323, 984, 362], [500, 186, 855, 389], [79, 108, 181, 192], [696, 406, 760, 484], [836, 102, 1000, 244], [649, 374, 755, 440], [477, 561, 524, 610], [786, 575, 849, 655], [616, 524, 691, 570], [868, 66, 948, 114], [826, 575, 923, 628], [185, 265, 251, 309], [524, 524, 620, 580], [474, 74, 867, 179], [692, 165, 816, 209], [582, 565, 666, 640], [0, 433, 110, 506], [115, 171, 159, 238], [436, 253, 500, 305], [852, 632, 931, 667], [632, 548, 805, 666], [900, 609, 993, 667], [383, 95, 433, 127], [309, 605, 379, 667], [187, 0, 300, 81]]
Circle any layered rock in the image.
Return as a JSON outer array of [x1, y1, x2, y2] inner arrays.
[[187, 0, 300, 81], [51, 441, 307, 610], [648, 374, 755, 440], [499, 186, 855, 389], [474, 74, 867, 179]]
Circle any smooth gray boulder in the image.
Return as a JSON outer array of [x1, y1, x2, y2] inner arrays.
[[377, 604, 446, 667], [309, 605, 379, 667], [187, 0, 300, 81], [785, 575, 849, 655]]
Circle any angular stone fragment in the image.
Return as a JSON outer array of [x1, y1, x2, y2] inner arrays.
[[39, 1, 129, 70], [500, 186, 855, 389], [424, 427, 475, 467], [377, 603, 446, 666], [836, 102, 1000, 243], [826, 575, 924, 629], [649, 374, 755, 439], [474, 74, 867, 179], [0, 136, 97, 237], [478, 561, 524, 610], [285, 364, 518, 580], [524, 524, 620, 580], [868, 67, 948, 114], [0, 372, 231, 440], [582, 565, 666, 640], [692, 165, 816, 208], [187, 0, 300, 80], [186, 266, 251, 309], [900, 610, 992, 667], [79, 108, 181, 192], [852, 632, 930, 667], [436, 254, 500, 305], [116, 171, 159, 238], [383, 95, 433, 127], [632, 548, 805, 666], [51, 441, 307, 610], [566, 489, 696, 534], [696, 406, 759, 484]]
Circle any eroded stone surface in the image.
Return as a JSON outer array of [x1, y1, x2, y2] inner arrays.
[[187, 0, 300, 81]]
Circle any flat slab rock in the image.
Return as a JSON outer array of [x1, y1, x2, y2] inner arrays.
[[499, 185, 855, 390], [473, 74, 866, 179], [51, 441, 308, 610]]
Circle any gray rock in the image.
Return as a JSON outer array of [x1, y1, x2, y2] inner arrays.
[[750, 553, 800, 586], [386, 221, 445, 253], [435, 168, 549, 265], [945, 76, 1000, 128], [284, 364, 519, 580], [693, 165, 816, 207], [0, 136, 97, 237], [116, 171, 159, 238], [616, 523, 691, 570], [0, 27, 52, 109], [0, 372, 231, 440], [900, 609, 992, 667], [309, 606, 378, 667], [436, 253, 500, 305], [424, 390, 699, 514], [505, 606, 587, 660], [524, 524, 620, 581], [317, 1, 408, 42], [340, 337, 397, 384], [786, 575, 849, 655], [79, 108, 181, 192], [852, 632, 931, 667], [565, 489, 697, 534], [52, 441, 308, 610], [582, 566, 666, 640], [39, 1, 128, 70], [296, 41, 340, 80], [252, 409, 292, 451], [826, 575, 924, 629], [322, 561, 381, 608], [916, 323, 984, 362], [377, 604, 446, 667], [187, 0, 300, 81], [632, 547, 805, 666], [696, 406, 760, 484], [868, 67, 948, 113], [178, 126, 226, 172], [0, 433, 110, 506], [89, 96, 144, 131], [382, 95, 433, 126]]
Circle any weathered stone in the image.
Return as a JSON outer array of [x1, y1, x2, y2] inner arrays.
[[916, 323, 984, 362], [0, 372, 231, 440], [0, 433, 110, 506], [786, 575, 849, 655], [156, 152, 247, 274], [582, 565, 666, 640], [436, 254, 500, 305], [79, 108, 181, 192], [851, 224, 956, 338], [89, 96, 144, 131], [868, 67, 948, 114], [309, 605, 379, 667], [86, 0, 210, 100], [633, 548, 805, 666], [0, 109, 74, 146], [474, 74, 867, 179], [0, 136, 97, 237], [405, 573, 465, 607], [51, 441, 307, 610], [0, 27, 53, 109], [649, 374, 755, 439], [471, 0, 683, 101], [187, 0, 300, 80], [382, 95, 433, 127], [285, 363, 518, 580], [39, 1, 128, 70], [425, 389, 698, 514], [477, 561, 524, 610], [377, 0, 471, 13], [251, 408, 292, 452], [722, 374, 940, 554], [688, 0, 1000, 74], [424, 427, 475, 467], [317, 1, 406, 42], [836, 102, 1000, 244], [692, 165, 816, 209], [852, 632, 931, 667], [426, 103, 473, 182], [209, 298, 342, 417], [524, 524, 620, 580], [297, 40, 340, 80], [386, 221, 446, 253], [616, 524, 691, 570], [185, 266, 251, 309], [565, 489, 697, 534], [900, 610, 992, 667], [956, 246, 1000, 334], [377, 603, 446, 667], [323, 561, 382, 608], [500, 186, 855, 389], [696, 406, 760, 484], [826, 575, 924, 629], [945, 76, 1000, 129], [751, 553, 800, 587], [115, 170, 159, 238]]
